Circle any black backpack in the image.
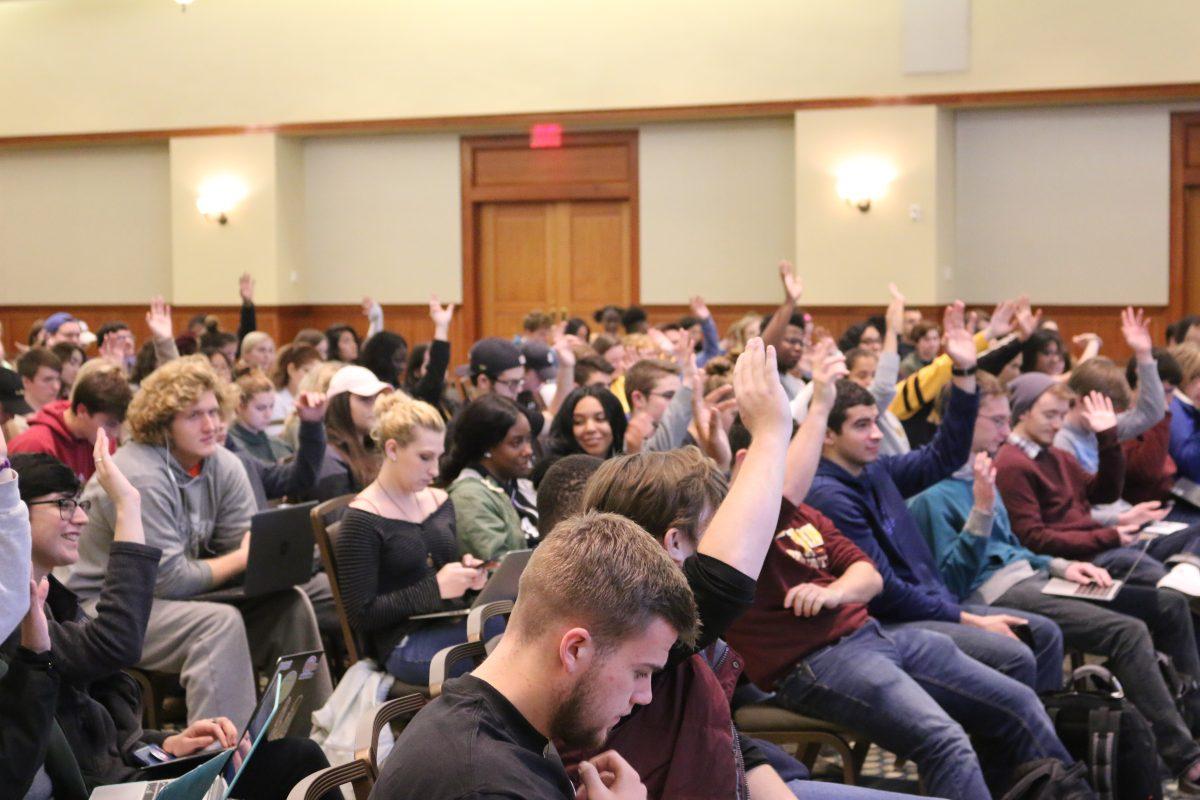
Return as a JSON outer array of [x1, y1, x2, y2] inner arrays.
[[1001, 759, 1094, 800], [1041, 665, 1162, 800]]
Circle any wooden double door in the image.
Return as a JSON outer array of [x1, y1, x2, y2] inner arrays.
[[463, 132, 638, 340]]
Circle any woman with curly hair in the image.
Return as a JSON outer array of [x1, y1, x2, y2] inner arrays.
[[63, 355, 331, 730]]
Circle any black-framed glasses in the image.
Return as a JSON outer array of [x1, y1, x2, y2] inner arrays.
[[493, 377, 524, 392], [28, 497, 91, 520]]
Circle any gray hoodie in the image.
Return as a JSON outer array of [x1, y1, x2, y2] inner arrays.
[[0, 468, 31, 639], [66, 442, 257, 601]]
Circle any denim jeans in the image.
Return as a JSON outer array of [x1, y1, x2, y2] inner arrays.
[[1094, 524, 1200, 584], [887, 603, 1065, 693], [996, 575, 1200, 775], [384, 616, 505, 686], [784, 780, 926, 799], [775, 621, 1072, 800]]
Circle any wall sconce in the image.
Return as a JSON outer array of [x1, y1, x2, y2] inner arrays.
[[835, 157, 896, 212], [196, 175, 247, 225]]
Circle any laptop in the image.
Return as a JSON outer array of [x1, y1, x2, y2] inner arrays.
[[1041, 577, 1124, 602], [1172, 477, 1200, 509], [264, 650, 325, 740], [194, 502, 318, 602], [1141, 520, 1189, 538], [90, 673, 285, 800], [409, 548, 532, 621]]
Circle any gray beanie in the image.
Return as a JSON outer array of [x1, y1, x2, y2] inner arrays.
[[1008, 372, 1059, 424]]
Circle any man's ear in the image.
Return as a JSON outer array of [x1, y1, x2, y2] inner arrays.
[[662, 528, 693, 563], [733, 448, 749, 469], [558, 627, 595, 675], [628, 390, 646, 410], [823, 427, 838, 448]]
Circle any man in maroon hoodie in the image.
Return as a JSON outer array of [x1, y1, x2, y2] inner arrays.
[[9, 362, 130, 482]]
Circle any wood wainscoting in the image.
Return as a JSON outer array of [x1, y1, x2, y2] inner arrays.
[[0, 301, 1167, 369]]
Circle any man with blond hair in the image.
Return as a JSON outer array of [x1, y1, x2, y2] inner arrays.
[[66, 355, 329, 728]]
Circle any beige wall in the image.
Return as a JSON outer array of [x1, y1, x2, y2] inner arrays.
[[793, 106, 951, 305], [0, 143, 170, 303], [4, 1, 1200, 137], [954, 104, 1185, 305], [302, 133, 463, 304], [640, 118, 795, 304]]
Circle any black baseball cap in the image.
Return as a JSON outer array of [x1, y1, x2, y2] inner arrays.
[[0, 368, 33, 415], [521, 341, 557, 381], [469, 338, 524, 379]]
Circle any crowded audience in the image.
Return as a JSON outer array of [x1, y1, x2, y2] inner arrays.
[[6, 264, 1200, 800]]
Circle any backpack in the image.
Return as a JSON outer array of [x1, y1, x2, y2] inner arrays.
[[1000, 759, 1093, 800], [1041, 665, 1162, 800]]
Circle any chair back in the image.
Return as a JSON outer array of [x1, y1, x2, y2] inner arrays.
[[286, 759, 373, 800], [354, 692, 426, 777], [466, 600, 513, 644], [310, 493, 360, 664], [429, 641, 488, 698]]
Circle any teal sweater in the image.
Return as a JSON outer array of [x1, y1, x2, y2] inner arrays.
[[907, 477, 1054, 600]]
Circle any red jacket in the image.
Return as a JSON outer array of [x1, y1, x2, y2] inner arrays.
[[8, 400, 109, 481]]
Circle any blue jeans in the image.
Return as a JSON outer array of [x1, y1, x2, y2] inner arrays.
[[384, 617, 504, 685], [785, 780, 925, 799], [775, 621, 1072, 800], [887, 604, 1065, 693], [1094, 524, 1200, 584]]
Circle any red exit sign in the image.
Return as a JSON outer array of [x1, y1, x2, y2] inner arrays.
[[530, 124, 563, 149]]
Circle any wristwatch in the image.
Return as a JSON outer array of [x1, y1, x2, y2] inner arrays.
[[951, 365, 978, 377]]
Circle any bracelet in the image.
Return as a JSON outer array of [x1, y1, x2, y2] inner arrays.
[[951, 365, 977, 377]]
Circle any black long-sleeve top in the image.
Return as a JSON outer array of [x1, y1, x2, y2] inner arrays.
[[334, 502, 466, 660]]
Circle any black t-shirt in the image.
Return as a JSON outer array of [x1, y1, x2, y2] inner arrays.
[[370, 674, 574, 800]]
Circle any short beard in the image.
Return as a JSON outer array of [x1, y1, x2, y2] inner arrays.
[[548, 670, 607, 752]]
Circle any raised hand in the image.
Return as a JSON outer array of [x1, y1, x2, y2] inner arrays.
[[295, 392, 329, 423], [691, 377, 733, 470], [238, 272, 254, 303], [779, 260, 804, 304], [1120, 307, 1153, 359], [884, 283, 906, 339], [145, 295, 173, 341], [93, 429, 139, 508], [689, 295, 712, 320], [1080, 390, 1117, 433], [732, 338, 791, 441], [808, 338, 848, 409], [972, 452, 997, 512], [1013, 296, 1043, 341], [429, 295, 455, 330], [984, 299, 1017, 340], [20, 579, 51, 653], [941, 301, 977, 370], [623, 411, 654, 455], [552, 333, 582, 370], [1072, 332, 1103, 363]]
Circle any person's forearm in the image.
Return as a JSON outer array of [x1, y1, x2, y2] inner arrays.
[[699, 427, 789, 579], [367, 302, 385, 339], [112, 500, 145, 545], [0, 474, 32, 638], [760, 299, 795, 351], [152, 335, 180, 368], [783, 397, 830, 504], [830, 560, 883, 605], [745, 764, 794, 800], [548, 361, 575, 416], [1116, 360, 1165, 440], [203, 548, 245, 588]]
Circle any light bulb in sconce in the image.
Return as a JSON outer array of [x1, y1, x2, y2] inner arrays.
[[196, 175, 247, 225], [835, 157, 896, 212]]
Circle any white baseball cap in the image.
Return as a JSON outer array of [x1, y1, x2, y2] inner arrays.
[[327, 365, 393, 399]]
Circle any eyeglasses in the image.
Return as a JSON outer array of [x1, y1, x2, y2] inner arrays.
[[28, 497, 91, 520], [494, 377, 524, 392], [650, 390, 676, 401], [981, 415, 1010, 429]]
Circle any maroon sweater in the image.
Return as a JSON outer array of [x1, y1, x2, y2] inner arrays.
[[725, 499, 872, 690], [993, 429, 1125, 559], [1122, 414, 1176, 506]]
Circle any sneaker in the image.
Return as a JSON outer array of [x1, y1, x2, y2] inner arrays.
[[1159, 563, 1200, 598]]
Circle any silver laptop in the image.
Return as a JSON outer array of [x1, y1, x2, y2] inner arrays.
[[90, 673, 284, 800], [410, 548, 532, 621], [1041, 577, 1123, 603]]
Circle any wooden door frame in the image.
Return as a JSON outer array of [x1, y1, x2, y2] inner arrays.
[[1170, 112, 1200, 325], [459, 130, 639, 343]]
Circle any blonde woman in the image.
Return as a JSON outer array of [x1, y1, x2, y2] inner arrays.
[[334, 392, 495, 684]]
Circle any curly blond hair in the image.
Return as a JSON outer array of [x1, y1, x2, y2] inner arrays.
[[127, 355, 230, 444], [371, 391, 445, 448]]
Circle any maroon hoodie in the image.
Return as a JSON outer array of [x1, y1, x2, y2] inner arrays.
[[9, 400, 110, 481]]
